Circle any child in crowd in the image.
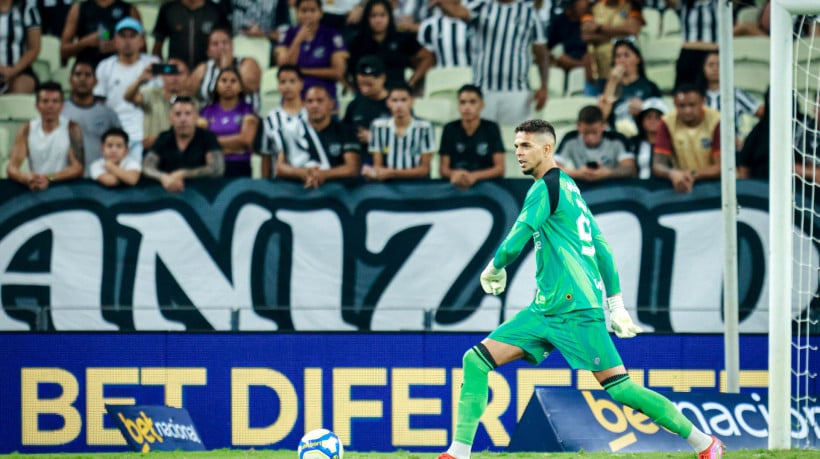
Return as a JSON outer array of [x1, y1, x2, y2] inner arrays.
[[90, 127, 142, 186]]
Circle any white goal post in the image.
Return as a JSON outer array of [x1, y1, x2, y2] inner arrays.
[[770, 0, 820, 450]]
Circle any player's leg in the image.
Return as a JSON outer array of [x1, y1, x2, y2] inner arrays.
[[441, 309, 548, 459]]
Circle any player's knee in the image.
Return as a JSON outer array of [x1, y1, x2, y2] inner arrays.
[[602, 374, 636, 405], [462, 343, 497, 373]]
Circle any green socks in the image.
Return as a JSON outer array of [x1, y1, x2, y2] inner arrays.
[[604, 374, 694, 438], [453, 344, 496, 445]]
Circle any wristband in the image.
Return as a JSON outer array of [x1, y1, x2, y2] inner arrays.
[[606, 295, 624, 311]]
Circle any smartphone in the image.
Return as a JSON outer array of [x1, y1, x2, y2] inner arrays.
[[585, 161, 600, 169], [151, 63, 179, 75]]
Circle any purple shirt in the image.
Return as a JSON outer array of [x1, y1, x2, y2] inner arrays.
[[280, 24, 346, 99], [200, 99, 255, 163]]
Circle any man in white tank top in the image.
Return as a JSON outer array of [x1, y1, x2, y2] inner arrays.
[[6, 81, 85, 191]]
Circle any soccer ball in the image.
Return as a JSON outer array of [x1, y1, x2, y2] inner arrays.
[[297, 428, 343, 459]]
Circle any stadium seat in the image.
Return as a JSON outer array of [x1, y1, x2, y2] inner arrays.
[[413, 97, 456, 126], [733, 36, 770, 64], [646, 64, 676, 94], [529, 65, 565, 97], [641, 7, 662, 40], [733, 62, 769, 99], [539, 96, 598, 130], [641, 35, 682, 67], [430, 124, 442, 180], [0, 94, 38, 121], [424, 66, 472, 100], [565, 67, 586, 97], [32, 60, 50, 82], [736, 6, 761, 25], [261, 67, 279, 95], [50, 60, 74, 95], [39, 35, 62, 75], [0, 124, 9, 178], [136, 3, 159, 35], [233, 35, 271, 69], [661, 8, 681, 37]]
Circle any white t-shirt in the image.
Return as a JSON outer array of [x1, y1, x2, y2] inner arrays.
[[93, 54, 159, 144], [89, 156, 142, 180]]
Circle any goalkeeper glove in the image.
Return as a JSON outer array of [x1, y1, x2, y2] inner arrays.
[[480, 261, 507, 295], [607, 295, 643, 338]]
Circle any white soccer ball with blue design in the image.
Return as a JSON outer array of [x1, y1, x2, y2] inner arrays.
[[297, 428, 343, 459]]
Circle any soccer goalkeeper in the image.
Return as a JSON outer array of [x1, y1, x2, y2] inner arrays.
[[439, 119, 725, 459]]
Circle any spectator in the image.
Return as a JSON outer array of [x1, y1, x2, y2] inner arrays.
[[342, 56, 390, 162], [437, 0, 549, 126], [189, 28, 262, 112], [62, 59, 122, 176], [152, 0, 229, 71], [598, 39, 662, 137], [259, 64, 307, 179], [347, 0, 433, 92], [555, 105, 637, 182], [94, 17, 158, 162], [90, 127, 141, 186], [276, 86, 360, 187], [275, 0, 347, 101], [652, 84, 721, 193], [629, 97, 668, 179], [698, 50, 762, 145], [7, 81, 84, 190], [547, 0, 589, 74], [667, 0, 719, 90], [439, 84, 505, 190], [363, 82, 435, 181], [60, 0, 140, 68], [142, 96, 225, 192], [199, 67, 259, 177], [320, 0, 359, 43], [230, 0, 290, 42], [124, 58, 190, 151], [0, 0, 41, 94], [29, 0, 72, 38], [580, 0, 643, 96], [417, 6, 473, 68]]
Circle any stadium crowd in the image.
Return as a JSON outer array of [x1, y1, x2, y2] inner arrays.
[[0, 0, 809, 192]]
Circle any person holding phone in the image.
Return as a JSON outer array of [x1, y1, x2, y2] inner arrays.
[[554, 105, 636, 183], [124, 57, 190, 150]]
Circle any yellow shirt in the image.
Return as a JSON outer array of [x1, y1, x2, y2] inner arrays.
[[658, 107, 721, 172]]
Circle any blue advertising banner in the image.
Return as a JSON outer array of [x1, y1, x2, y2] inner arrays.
[[105, 405, 206, 452], [0, 178, 815, 334], [508, 389, 819, 452], [1, 332, 811, 454]]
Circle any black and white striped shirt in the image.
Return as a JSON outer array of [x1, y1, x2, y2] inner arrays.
[[283, 117, 360, 169], [678, 0, 717, 43], [417, 13, 473, 68], [0, 1, 40, 68], [261, 106, 307, 156], [369, 117, 436, 169], [466, 0, 547, 91], [705, 88, 761, 133]]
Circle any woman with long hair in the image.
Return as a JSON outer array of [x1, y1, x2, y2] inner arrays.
[[597, 39, 662, 136], [199, 67, 259, 177], [189, 28, 262, 112]]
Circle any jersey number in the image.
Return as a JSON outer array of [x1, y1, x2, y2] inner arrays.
[[576, 214, 596, 257]]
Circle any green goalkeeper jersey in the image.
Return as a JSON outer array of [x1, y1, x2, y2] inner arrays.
[[493, 168, 621, 315]]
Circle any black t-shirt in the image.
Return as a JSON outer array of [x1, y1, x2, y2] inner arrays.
[[151, 127, 221, 173], [311, 119, 361, 167], [76, 0, 134, 67], [547, 13, 586, 60], [347, 32, 422, 88], [154, 0, 229, 70], [35, 0, 73, 37], [343, 94, 390, 129], [439, 119, 505, 171]]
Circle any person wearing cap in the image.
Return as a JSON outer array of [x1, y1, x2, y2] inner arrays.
[[60, 0, 141, 68], [94, 17, 159, 163], [554, 105, 636, 183], [652, 84, 721, 193], [0, 0, 41, 94], [342, 55, 391, 162], [439, 84, 505, 190], [597, 40, 662, 136], [629, 97, 667, 179]]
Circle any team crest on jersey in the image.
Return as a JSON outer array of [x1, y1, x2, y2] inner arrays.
[[455, 143, 466, 153], [202, 21, 214, 34], [329, 144, 341, 156], [112, 8, 124, 19], [701, 138, 712, 149], [476, 143, 488, 156], [313, 47, 327, 59]]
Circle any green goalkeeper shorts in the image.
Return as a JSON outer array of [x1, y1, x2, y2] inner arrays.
[[487, 306, 623, 371]]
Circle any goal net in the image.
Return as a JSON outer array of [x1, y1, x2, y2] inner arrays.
[[771, 1, 820, 449]]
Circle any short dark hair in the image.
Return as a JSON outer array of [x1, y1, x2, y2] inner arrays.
[[170, 95, 196, 107], [295, 0, 321, 8], [304, 84, 334, 100], [515, 119, 556, 141], [674, 83, 705, 97], [387, 81, 413, 97], [36, 81, 64, 101], [457, 84, 482, 99], [101, 126, 130, 145], [577, 105, 604, 124], [277, 64, 303, 80], [71, 59, 95, 74]]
